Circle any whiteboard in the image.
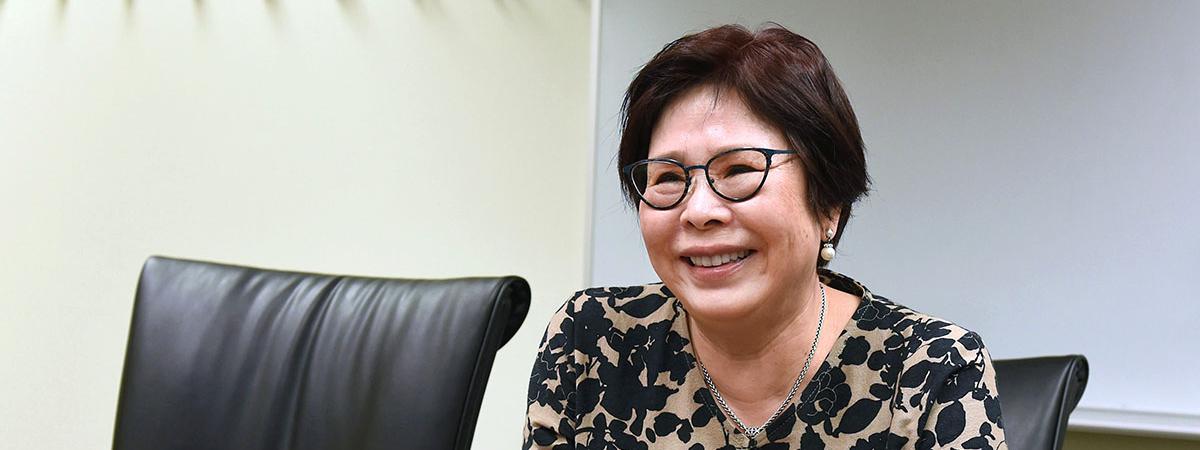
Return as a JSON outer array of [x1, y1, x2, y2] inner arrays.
[[589, 0, 1200, 436]]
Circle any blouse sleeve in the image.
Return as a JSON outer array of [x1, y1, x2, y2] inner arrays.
[[522, 296, 581, 450], [912, 331, 1007, 450]]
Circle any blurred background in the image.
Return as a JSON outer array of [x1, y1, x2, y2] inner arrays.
[[1, 1, 1196, 449]]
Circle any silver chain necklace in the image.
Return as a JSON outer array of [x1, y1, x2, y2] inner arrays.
[[697, 283, 826, 440]]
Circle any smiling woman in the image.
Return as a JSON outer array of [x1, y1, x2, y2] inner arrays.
[[523, 24, 1006, 450]]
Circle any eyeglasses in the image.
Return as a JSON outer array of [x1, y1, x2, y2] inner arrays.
[[623, 147, 799, 210]]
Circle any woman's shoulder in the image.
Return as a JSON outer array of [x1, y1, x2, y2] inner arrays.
[[825, 269, 991, 368], [552, 283, 682, 332], [854, 292, 993, 388], [862, 294, 987, 346], [534, 283, 686, 368]]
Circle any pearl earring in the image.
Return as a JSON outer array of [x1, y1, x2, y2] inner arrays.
[[820, 228, 836, 262]]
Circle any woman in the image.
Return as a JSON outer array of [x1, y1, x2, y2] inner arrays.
[[524, 24, 1005, 450]]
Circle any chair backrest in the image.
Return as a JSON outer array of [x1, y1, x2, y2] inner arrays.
[[993, 355, 1089, 450], [113, 256, 530, 450]]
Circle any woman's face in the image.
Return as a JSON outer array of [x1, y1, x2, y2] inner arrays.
[[639, 85, 828, 322]]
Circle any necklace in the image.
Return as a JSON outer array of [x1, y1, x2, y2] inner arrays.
[[697, 283, 826, 440]]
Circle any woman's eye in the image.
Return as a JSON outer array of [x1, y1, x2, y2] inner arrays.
[[724, 165, 761, 176], [651, 172, 685, 185]]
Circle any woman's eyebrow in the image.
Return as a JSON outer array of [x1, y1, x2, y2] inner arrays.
[[649, 150, 685, 160], [650, 145, 767, 161]]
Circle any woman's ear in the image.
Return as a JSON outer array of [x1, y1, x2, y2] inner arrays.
[[823, 206, 843, 237]]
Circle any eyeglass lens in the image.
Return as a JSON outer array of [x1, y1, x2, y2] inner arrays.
[[630, 149, 771, 208]]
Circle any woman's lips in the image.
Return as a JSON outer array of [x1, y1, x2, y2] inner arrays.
[[685, 249, 752, 267], [680, 250, 755, 281]]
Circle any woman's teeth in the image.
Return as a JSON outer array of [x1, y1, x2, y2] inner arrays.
[[688, 250, 750, 267]]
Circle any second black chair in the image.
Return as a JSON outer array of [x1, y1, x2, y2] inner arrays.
[[993, 355, 1089, 450]]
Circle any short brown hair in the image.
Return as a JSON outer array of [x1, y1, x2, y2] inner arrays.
[[618, 24, 870, 253]]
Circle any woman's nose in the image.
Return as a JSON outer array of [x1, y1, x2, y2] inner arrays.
[[679, 178, 733, 230]]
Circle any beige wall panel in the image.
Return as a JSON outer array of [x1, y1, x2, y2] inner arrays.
[[0, 1, 592, 448]]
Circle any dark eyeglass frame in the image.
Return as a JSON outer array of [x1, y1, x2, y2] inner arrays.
[[622, 147, 799, 210]]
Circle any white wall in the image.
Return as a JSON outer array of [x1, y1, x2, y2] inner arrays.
[[0, 1, 591, 449], [592, 0, 1200, 437]]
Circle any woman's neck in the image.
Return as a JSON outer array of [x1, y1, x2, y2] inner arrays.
[[687, 284, 822, 362], [685, 276, 827, 420]]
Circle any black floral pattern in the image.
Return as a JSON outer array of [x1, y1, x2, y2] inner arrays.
[[524, 270, 1006, 449]]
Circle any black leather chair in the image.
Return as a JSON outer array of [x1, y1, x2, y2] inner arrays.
[[993, 355, 1089, 450], [113, 256, 530, 450]]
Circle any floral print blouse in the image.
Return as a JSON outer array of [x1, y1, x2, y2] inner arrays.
[[523, 270, 1006, 449]]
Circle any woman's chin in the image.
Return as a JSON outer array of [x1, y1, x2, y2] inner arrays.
[[676, 292, 763, 325]]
